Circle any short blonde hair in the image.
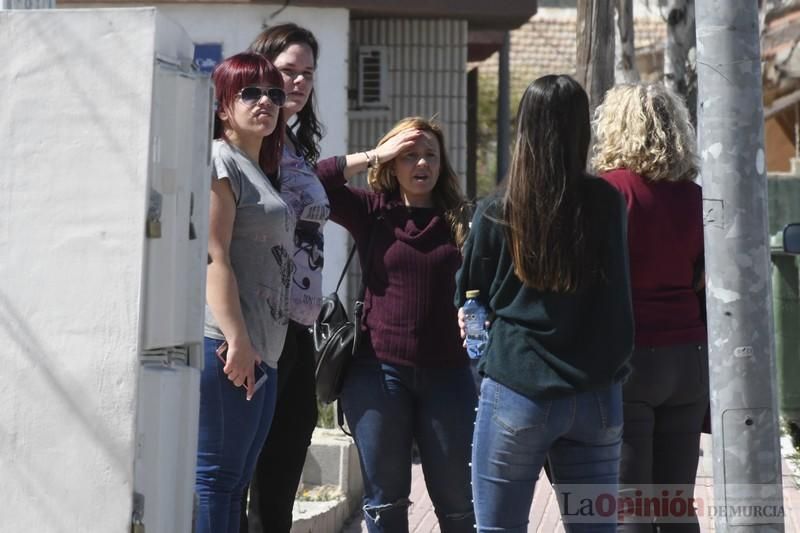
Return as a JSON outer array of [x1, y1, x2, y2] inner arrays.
[[368, 117, 469, 246], [592, 83, 698, 182]]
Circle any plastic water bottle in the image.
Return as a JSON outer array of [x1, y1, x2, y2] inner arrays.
[[463, 290, 488, 359]]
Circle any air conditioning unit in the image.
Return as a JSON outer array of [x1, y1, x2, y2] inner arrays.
[[357, 46, 389, 109]]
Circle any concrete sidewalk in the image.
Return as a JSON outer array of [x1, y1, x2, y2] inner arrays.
[[340, 435, 800, 532]]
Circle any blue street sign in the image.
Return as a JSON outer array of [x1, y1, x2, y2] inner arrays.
[[194, 43, 223, 75]]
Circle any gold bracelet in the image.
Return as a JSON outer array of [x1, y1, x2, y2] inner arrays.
[[363, 151, 372, 167], [371, 151, 380, 168]]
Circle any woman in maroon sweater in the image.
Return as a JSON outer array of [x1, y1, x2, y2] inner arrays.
[[315, 117, 476, 533], [593, 83, 707, 533]]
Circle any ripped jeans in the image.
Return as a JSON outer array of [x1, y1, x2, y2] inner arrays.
[[341, 357, 477, 533]]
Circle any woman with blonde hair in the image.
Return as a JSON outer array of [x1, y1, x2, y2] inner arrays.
[[456, 74, 633, 532], [593, 82, 707, 533], [315, 116, 476, 532]]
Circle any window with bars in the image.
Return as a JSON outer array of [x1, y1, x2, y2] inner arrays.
[[357, 46, 389, 109]]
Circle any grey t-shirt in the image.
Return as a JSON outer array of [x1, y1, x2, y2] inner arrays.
[[204, 140, 295, 368]]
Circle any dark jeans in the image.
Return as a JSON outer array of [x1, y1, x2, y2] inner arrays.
[[341, 357, 477, 533], [195, 337, 278, 533], [618, 343, 709, 533], [472, 377, 623, 533], [240, 321, 318, 533]]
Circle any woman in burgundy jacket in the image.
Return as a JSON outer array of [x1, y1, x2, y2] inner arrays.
[[316, 117, 476, 533], [593, 83, 707, 533]]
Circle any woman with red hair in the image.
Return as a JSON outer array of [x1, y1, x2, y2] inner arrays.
[[196, 52, 294, 533]]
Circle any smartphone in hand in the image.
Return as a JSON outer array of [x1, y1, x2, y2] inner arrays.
[[215, 341, 269, 394]]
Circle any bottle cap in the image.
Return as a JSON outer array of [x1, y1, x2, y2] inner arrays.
[[465, 289, 480, 299]]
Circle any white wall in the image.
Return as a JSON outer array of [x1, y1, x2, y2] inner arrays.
[[0, 9, 164, 532], [151, 4, 349, 159], [66, 2, 353, 296], [1, 7, 351, 530], [155, 4, 352, 295]]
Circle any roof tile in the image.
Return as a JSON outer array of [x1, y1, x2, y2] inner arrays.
[[475, 8, 666, 97]]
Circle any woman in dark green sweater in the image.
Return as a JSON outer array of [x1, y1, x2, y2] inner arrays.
[[455, 75, 634, 532]]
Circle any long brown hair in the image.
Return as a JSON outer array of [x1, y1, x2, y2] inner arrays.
[[368, 117, 469, 246], [249, 23, 324, 164], [504, 75, 602, 292]]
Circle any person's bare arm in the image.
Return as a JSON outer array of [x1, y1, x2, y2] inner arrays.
[[206, 177, 260, 400], [341, 129, 424, 180]]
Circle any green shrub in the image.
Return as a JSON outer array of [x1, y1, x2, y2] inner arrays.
[[317, 400, 336, 428]]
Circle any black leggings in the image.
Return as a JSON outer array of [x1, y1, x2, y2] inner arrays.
[[240, 321, 319, 533], [618, 343, 709, 533]]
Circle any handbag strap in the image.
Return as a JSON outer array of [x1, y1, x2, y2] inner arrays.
[[334, 246, 357, 293], [356, 213, 383, 301], [333, 213, 384, 298]]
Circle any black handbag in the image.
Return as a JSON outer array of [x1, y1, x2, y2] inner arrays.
[[312, 218, 380, 405], [312, 246, 362, 405]]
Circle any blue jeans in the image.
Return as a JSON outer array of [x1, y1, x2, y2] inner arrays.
[[341, 358, 477, 533], [195, 337, 278, 533], [472, 377, 623, 533]]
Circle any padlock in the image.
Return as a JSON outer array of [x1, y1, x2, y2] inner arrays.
[[147, 218, 162, 239]]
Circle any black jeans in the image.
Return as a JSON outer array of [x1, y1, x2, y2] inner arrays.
[[618, 343, 709, 533], [240, 321, 318, 533]]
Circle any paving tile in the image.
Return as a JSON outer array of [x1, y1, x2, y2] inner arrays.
[[339, 436, 800, 532]]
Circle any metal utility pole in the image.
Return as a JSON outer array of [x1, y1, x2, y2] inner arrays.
[[696, 2, 785, 531], [576, 0, 615, 113], [496, 31, 510, 184]]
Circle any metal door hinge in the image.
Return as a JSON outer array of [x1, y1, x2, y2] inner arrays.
[[140, 346, 190, 367]]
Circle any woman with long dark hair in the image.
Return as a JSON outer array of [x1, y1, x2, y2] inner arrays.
[[197, 52, 293, 533], [239, 23, 329, 532], [455, 75, 634, 532]]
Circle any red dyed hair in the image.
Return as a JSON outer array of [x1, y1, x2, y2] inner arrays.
[[212, 52, 286, 180]]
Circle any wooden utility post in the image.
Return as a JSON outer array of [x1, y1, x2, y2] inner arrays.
[[576, 0, 615, 113], [497, 32, 510, 184], [615, 0, 640, 83], [665, 0, 697, 123]]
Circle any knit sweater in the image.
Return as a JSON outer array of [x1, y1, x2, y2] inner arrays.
[[316, 157, 468, 368], [455, 177, 634, 400]]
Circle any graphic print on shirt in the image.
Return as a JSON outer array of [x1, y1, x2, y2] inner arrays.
[[281, 145, 330, 324], [288, 189, 326, 290], [264, 244, 295, 325]]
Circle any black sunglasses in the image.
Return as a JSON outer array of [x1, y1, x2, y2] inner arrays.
[[237, 86, 286, 107]]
